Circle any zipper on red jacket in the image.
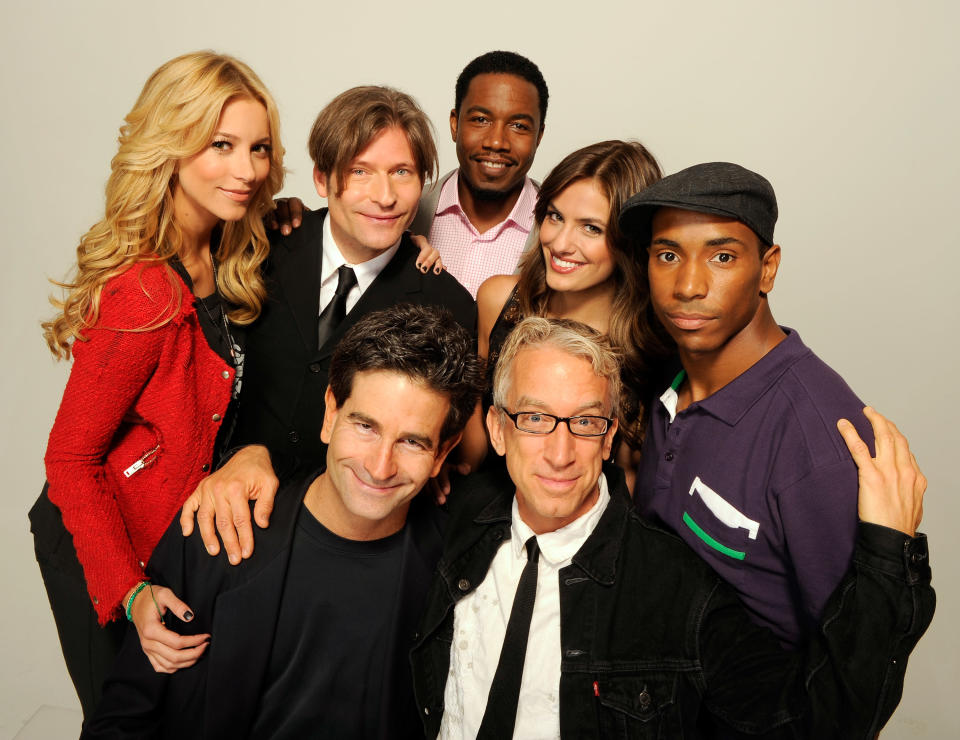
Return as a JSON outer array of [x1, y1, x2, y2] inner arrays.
[[123, 444, 160, 478]]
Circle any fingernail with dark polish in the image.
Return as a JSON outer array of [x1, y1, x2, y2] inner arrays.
[[183, 610, 194, 621]]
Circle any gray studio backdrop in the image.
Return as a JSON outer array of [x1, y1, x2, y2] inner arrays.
[[1, 1, 956, 737]]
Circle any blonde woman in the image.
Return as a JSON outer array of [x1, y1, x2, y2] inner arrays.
[[29, 51, 284, 717]]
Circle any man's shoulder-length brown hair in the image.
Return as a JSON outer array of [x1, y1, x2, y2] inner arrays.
[[308, 85, 437, 196]]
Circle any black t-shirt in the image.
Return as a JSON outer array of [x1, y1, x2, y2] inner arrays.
[[250, 505, 406, 739], [170, 260, 238, 368], [171, 260, 243, 462]]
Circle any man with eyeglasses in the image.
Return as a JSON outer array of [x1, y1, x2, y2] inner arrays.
[[410, 316, 933, 738]]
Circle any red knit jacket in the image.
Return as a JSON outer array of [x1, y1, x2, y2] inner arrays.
[[45, 263, 234, 624]]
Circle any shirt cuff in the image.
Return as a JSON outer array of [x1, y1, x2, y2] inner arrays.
[[855, 521, 930, 585]]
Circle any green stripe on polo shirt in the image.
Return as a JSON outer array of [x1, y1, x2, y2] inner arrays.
[[682, 512, 746, 560], [670, 369, 686, 391]]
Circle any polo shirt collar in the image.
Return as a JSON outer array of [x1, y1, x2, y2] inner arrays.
[[321, 212, 401, 293], [659, 369, 687, 422], [435, 170, 537, 235], [660, 328, 810, 426]]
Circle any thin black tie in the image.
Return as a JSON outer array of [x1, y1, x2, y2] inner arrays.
[[477, 536, 540, 739], [317, 265, 357, 349]]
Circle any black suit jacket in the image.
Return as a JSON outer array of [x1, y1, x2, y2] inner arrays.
[[233, 208, 477, 466], [84, 471, 446, 739]]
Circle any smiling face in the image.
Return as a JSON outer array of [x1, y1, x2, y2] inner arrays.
[[647, 207, 781, 361], [173, 96, 272, 233], [314, 125, 423, 264], [539, 178, 617, 294], [314, 370, 456, 540], [450, 73, 543, 199], [488, 344, 617, 534]]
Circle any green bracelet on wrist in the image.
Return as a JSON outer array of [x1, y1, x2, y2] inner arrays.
[[125, 581, 150, 622]]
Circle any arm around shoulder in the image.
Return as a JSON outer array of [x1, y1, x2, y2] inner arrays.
[[698, 407, 934, 737], [695, 519, 933, 737]]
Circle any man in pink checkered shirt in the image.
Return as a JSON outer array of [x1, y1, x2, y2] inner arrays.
[[409, 51, 548, 298]]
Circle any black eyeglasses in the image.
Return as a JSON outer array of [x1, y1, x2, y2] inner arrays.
[[500, 409, 614, 437]]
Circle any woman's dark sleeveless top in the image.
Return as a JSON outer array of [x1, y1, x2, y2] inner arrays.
[[485, 286, 523, 412]]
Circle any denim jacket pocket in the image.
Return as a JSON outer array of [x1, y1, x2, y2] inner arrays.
[[595, 673, 679, 738]]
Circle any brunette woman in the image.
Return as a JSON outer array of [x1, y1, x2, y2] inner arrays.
[[477, 141, 674, 483]]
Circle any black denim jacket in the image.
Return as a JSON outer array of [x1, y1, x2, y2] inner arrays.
[[410, 464, 934, 738]]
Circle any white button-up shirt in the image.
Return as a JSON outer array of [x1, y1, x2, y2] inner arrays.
[[318, 213, 400, 316], [439, 475, 611, 739]]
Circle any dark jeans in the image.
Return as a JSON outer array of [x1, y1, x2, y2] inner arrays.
[[29, 485, 126, 720]]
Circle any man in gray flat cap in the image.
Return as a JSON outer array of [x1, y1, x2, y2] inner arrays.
[[620, 162, 876, 648]]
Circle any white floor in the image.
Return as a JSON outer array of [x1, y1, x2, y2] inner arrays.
[[14, 706, 81, 740], [1, 525, 85, 740]]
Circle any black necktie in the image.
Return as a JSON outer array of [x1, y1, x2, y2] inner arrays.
[[477, 536, 540, 740], [317, 265, 357, 349]]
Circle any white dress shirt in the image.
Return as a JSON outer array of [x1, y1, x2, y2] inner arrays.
[[317, 213, 401, 316], [439, 475, 611, 739]]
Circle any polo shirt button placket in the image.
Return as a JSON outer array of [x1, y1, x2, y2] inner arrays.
[[668, 412, 686, 442]]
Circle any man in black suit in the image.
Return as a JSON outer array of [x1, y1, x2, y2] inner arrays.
[[180, 86, 476, 567], [84, 306, 484, 738], [234, 85, 476, 464]]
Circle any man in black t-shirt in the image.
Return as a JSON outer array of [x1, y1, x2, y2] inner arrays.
[[84, 305, 484, 739]]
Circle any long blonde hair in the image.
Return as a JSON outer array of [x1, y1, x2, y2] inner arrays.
[[43, 51, 285, 359], [515, 140, 674, 448]]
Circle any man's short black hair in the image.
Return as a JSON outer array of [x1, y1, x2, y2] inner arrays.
[[454, 50, 548, 126], [328, 304, 484, 443]]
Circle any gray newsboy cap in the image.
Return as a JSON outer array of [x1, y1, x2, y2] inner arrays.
[[619, 162, 778, 246]]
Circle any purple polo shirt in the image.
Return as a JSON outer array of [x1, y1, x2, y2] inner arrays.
[[634, 329, 874, 647]]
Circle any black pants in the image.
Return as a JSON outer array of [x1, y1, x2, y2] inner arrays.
[[29, 485, 127, 721]]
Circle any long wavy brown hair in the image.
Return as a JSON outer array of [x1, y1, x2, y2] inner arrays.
[[43, 51, 285, 359], [514, 140, 674, 448]]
